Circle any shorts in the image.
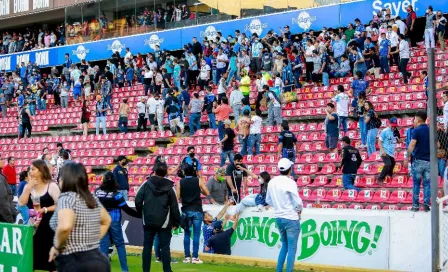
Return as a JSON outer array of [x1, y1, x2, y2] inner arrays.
[[148, 114, 155, 125], [325, 135, 338, 149], [169, 117, 184, 130], [84, 87, 91, 97], [5, 94, 12, 102], [73, 91, 81, 100]]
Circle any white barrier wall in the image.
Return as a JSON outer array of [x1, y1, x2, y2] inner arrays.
[[121, 205, 431, 272]]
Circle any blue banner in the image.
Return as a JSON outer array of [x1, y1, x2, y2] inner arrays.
[[0, 0, 445, 72]]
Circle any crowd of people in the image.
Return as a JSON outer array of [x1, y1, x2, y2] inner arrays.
[[0, 5, 445, 272]]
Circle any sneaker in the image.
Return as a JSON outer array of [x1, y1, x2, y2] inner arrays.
[[155, 258, 161, 263], [424, 205, 430, 212], [171, 259, 178, 264], [411, 206, 419, 212], [192, 258, 203, 264], [183, 257, 191, 263]]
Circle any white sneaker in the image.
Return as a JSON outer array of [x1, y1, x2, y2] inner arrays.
[[192, 258, 203, 264], [183, 257, 191, 263]]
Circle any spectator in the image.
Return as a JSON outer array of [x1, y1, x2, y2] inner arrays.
[[19, 101, 32, 138], [214, 96, 232, 141], [49, 162, 111, 272], [181, 146, 202, 178], [113, 156, 130, 201], [424, 6, 436, 49], [266, 158, 302, 272], [118, 98, 130, 134], [95, 95, 110, 135], [364, 101, 379, 156], [345, 23, 355, 42], [101, 76, 113, 113], [304, 39, 315, 83], [205, 216, 240, 255], [267, 85, 282, 126], [217, 70, 227, 104], [2, 156, 16, 196], [404, 111, 430, 212], [79, 100, 90, 136], [334, 55, 351, 78], [137, 96, 148, 132], [206, 167, 228, 205], [0, 156, 16, 223], [225, 153, 247, 203], [60, 83, 69, 108], [135, 162, 181, 272], [324, 103, 339, 153], [166, 90, 184, 135], [202, 201, 232, 253], [395, 34, 411, 84], [96, 172, 140, 272], [278, 121, 299, 176], [386, 25, 399, 66], [350, 46, 367, 77], [247, 110, 262, 156], [176, 163, 210, 264], [350, 71, 370, 109], [154, 93, 165, 132], [406, 5, 418, 46], [16, 170, 29, 224], [203, 86, 217, 130], [198, 59, 211, 91], [216, 48, 228, 84], [436, 11, 446, 51], [357, 93, 368, 148], [189, 93, 202, 136], [0, 89, 5, 118], [236, 169, 270, 213], [332, 85, 350, 134], [332, 34, 347, 63], [378, 32, 391, 74], [340, 136, 362, 192], [378, 117, 401, 184], [226, 51, 239, 86], [219, 119, 236, 167], [147, 94, 158, 132], [229, 85, 244, 124], [239, 69, 251, 100], [125, 64, 134, 86], [236, 110, 251, 156], [251, 35, 263, 73]]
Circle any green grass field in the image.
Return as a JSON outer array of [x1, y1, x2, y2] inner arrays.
[[111, 255, 301, 272]]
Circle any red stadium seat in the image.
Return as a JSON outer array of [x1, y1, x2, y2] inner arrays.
[[355, 189, 374, 203], [297, 176, 312, 187], [365, 204, 382, 210], [371, 189, 391, 203], [383, 205, 400, 210], [322, 188, 342, 202], [299, 188, 313, 201], [389, 175, 408, 187], [317, 163, 336, 174], [309, 188, 327, 202], [385, 190, 408, 204], [325, 176, 343, 188], [339, 189, 358, 202], [309, 176, 329, 187], [348, 204, 364, 209], [332, 204, 347, 209], [323, 153, 340, 163]]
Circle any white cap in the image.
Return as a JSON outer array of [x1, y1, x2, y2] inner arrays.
[[278, 158, 293, 171]]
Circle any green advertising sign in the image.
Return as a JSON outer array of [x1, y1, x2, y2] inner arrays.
[[0, 223, 33, 272]]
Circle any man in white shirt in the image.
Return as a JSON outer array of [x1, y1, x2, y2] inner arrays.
[[216, 48, 228, 85], [266, 158, 302, 272], [146, 94, 158, 131], [229, 85, 244, 124], [386, 25, 399, 67], [442, 91, 448, 131], [124, 47, 132, 65], [332, 85, 350, 134], [154, 93, 165, 132], [396, 34, 411, 84], [247, 111, 262, 155], [136, 96, 147, 132], [395, 16, 407, 35]]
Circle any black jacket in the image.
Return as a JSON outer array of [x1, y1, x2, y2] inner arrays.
[[341, 145, 363, 174], [0, 173, 17, 223], [135, 176, 180, 229]]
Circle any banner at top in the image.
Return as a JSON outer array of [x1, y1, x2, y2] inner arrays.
[[0, 0, 445, 72]]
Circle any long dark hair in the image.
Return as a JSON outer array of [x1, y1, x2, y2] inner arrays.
[[100, 171, 118, 192], [60, 162, 97, 209], [32, 159, 52, 183]]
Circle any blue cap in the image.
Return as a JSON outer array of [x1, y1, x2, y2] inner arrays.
[[389, 117, 398, 127]]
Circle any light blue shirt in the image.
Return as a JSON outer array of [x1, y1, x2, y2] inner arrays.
[[186, 54, 197, 71], [251, 42, 263, 58], [332, 40, 346, 58], [380, 127, 396, 157]]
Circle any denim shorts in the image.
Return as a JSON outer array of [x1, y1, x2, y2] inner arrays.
[[325, 135, 338, 149]]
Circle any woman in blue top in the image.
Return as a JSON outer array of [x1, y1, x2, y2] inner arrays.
[[235, 170, 271, 213], [364, 100, 379, 156], [117, 65, 125, 88], [226, 51, 239, 86], [125, 65, 134, 86], [173, 58, 181, 89], [95, 172, 140, 272]]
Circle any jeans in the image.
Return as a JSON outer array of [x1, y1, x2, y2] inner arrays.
[[239, 135, 248, 156], [119, 190, 128, 201], [439, 159, 446, 178], [236, 194, 257, 213], [96, 116, 107, 135], [412, 159, 431, 208], [247, 133, 261, 155], [183, 211, 203, 259], [100, 221, 129, 272], [334, 71, 349, 78], [275, 218, 301, 272], [1, 104, 6, 118], [55, 249, 110, 272], [226, 69, 239, 85], [61, 96, 69, 108], [37, 99, 46, 111], [342, 174, 361, 192], [143, 227, 173, 272], [104, 95, 113, 113], [29, 104, 36, 116], [220, 150, 235, 167], [9, 184, 17, 196], [157, 112, 164, 131], [359, 117, 367, 145], [268, 105, 282, 126], [338, 116, 348, 133], [216, 67, 226, 83], [378, 154, 396, 182], [424, 28, 435, 49], [189, 113, 201, 135], [367, 128, 378, 156], [174, 79, 181, 90], [322, 72, 329, 86], [118, 117, 128, 133], [208, 113, 217, 129], [232, 104, 242, 124], [154, 234, 161, 259], [17, 205, 29, 224], [380, 56, 390, 74], [212, 69, 217, 85], [218, 121, 224, 141]]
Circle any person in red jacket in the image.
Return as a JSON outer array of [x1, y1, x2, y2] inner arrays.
[[2, 157, 16, 196]]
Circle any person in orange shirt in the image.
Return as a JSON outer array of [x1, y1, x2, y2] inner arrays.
[[214, 97, 232, 140]]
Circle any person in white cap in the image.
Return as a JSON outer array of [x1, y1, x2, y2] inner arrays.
[[266, 158, 303, 272]]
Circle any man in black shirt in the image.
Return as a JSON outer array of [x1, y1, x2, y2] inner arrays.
[[181, 146, 202, 178], [205, 215, 239, 255], [225, 153, 247, 203], [340, 136, 362, 192], [104, 66, 114, 83], [219, 119, 235, 167], [278, 121, 299, 176]]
